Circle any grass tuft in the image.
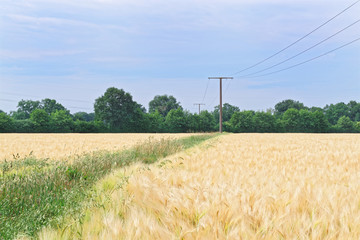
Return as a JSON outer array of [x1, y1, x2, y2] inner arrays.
[[0, 134, 215, 239]]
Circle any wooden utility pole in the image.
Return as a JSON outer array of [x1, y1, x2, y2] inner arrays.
[[194, 103, 205, 115], [208, 77, 233, 133]]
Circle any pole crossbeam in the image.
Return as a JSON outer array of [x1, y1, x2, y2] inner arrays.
[[208, 77, 233, 133], [194, 103, 205, 115]]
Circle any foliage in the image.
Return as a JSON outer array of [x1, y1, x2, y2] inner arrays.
[[253, 111, 277, 133], [213, 103, 240, 124], [335, 116, 356, 133], [41, 98, 69, 115], [149, 95, 182, 117], [148, 111, 165, 133], [94, 87, 146, 132], [165, 108, 189, 133], [228, 111, 255, 133], [50, 110, 74, 133], [324, 102, 349, 125], [73, 112, 95, 122], [0, 112, 13, 133], [275, 99, 306, 116], [30, 109, 51, 132], [1, 88, 359, 133]]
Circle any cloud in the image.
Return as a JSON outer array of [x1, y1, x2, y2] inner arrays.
[[6, 14, 131, 32], [0, 49, 85, 60]]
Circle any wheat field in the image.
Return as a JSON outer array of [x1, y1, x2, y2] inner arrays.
[[38, 133, 360, 239], [0, 133, 192, 161]]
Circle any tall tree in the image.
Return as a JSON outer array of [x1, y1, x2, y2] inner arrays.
[[51, 110, 74, 132], [165, 108, 188, 133], [228, 110, 255, 133], [149, 95, 182, 117], [275, 99, 306, 116], [0, 112, 13, 133], [30, 109, 51, 132], [41, 98, 69, 115], [336, 116, 355, 133], [11, 100, 41, 120], [213, 103, 240, 124], [253, 111, 276, 133], [199, 110, 215, 132], [347, 101, 360, 121], [281, 108, 300, 132], [73, 112, 95, 122], [94, 87, 146, 132], [311, 110, 329, 133], [324, 102, 349, 125]]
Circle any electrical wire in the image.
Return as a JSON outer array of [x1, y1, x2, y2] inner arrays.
[[231, 0, 360, 75], [244, 36, 360, 78], [201, 79, 211, 103], [239, 18, 360, 78], [0, 91, 91, 103]]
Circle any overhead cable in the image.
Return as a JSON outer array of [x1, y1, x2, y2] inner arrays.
[[231, 0, 360, 75]]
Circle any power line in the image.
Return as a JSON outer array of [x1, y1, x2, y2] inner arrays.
[[245, 36, 360, 78], [0, 98, 93, 111], [239, 18, 360, 78], [201, 79, 211, 103], [0, 98, 17, 103], [0, 91, 91, 103], [232, 0, 360, 75]]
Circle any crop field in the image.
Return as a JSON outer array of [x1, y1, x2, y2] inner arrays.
[[38, 133, 360, 239], [0, 133, 193, 161]]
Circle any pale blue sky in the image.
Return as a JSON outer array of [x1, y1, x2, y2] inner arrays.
[[1, 0, 359, 113]]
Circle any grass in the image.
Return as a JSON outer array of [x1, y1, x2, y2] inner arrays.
[[0, 134, 216, 240]]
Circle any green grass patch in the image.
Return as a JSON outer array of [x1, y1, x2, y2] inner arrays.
[[0, 134, 216, 239]]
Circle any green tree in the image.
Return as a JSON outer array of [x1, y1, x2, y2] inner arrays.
[[347, 101, 360, 121], [298, 109, 313, 132], [309, 106, 323, 113], [11, 100, 41, 120], [148, 110, 165, 133], [324, 102, 349, 125], [149, 95, 182, 117], [355, 122, 360, 133], [165, 108, 188, 133], [253, 112, 276, 132], [0, 112, 14, 133], [199, 110, 215, 132], [12, 120, 35, 133], [187, 113, 200, 132], [228, 111, 255, 133], [94, 87, 146, 132], [50, 110, 74, 132], [312, 110, 329, 133], [275, 99, 306, 116], [336, 116, 355, 133], [73, 112, 95, 122], [282, 108, 300, 132], [213, 103, 240, 124], [41, 98, 69, 115], [30, 109, 51, 132]]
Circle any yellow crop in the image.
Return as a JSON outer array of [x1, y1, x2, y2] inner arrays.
[[38, 134, 360, 239], [0, 133, 192, 161]]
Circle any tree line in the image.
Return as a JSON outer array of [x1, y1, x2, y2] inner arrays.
[[1, 87, 360, 133]]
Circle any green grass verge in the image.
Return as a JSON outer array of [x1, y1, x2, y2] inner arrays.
[[0, 134, 216, 240]]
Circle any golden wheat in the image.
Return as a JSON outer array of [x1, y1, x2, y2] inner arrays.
[[0, 133, 192, 161], [38, 134, 360, 239]]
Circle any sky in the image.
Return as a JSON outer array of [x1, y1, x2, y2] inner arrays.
[[1, 0, 359, 114]]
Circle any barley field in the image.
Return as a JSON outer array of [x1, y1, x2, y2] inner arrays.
[[0, 133, 193, 161], [40, 133, 360, 239]]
